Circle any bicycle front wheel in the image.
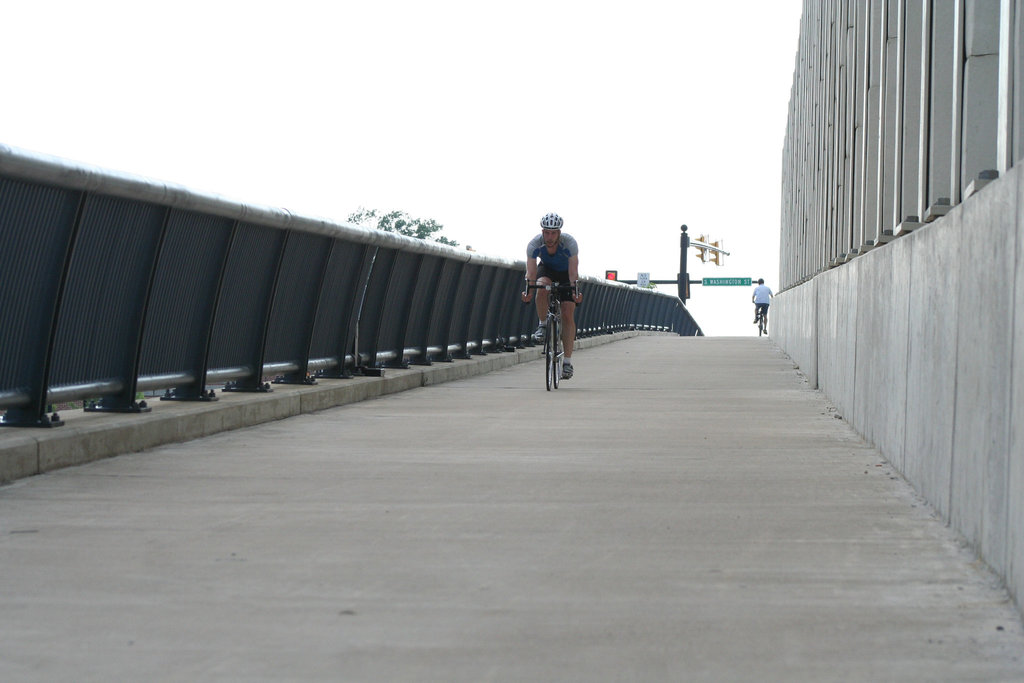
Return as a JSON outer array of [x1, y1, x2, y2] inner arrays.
[[550, 316, 561, 390], [544, 319, 555, 391]]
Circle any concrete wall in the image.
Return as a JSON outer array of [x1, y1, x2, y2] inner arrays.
[[782, 0, 1024, 286], [773, 163, 1024, 612]]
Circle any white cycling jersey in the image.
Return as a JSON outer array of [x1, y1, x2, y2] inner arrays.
[[753, 284, 773, 304]]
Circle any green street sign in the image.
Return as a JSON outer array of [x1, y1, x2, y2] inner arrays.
[[702, 277, 752, 286]]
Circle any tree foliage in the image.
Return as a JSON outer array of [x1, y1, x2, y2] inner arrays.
[[348, 208, 458, 247]]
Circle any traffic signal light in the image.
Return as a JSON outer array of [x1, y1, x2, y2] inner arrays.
[[710, 240, 724, 266], [605, 270, 617, 280], [694, 235, 709, 262]]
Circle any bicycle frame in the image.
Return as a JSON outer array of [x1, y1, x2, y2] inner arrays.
[[755, 306, 768, 336], [525, 281, 578, 391]]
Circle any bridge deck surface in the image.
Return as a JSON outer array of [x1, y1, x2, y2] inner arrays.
[[1, 335, 1022, 681]]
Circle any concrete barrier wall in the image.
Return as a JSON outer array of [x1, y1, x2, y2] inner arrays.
[[782, 0, 1024, 288], [774, 163, 1023, 612], [771, 277, 816, 389]]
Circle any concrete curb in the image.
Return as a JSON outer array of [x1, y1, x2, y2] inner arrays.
[[0, 331, 662, 484]]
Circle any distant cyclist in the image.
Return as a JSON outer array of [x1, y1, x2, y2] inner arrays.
[[521, 212, 583, 379], [752, 278, 773, 330]]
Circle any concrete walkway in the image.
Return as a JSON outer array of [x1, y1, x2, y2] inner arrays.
[[1, 335, 1023, 681]]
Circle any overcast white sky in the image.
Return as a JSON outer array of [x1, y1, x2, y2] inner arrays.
[[2, 0, 803, 336]]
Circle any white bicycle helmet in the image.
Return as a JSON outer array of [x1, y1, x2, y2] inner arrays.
[[540, 212, 563, 229]]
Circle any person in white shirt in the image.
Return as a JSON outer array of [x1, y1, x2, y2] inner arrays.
[[752, 279, 773, 331]]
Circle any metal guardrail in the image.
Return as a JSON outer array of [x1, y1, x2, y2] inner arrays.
[[0, 144, 702, 427]]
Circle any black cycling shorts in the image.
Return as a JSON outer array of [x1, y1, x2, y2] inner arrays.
[[755, 303, 769, 317], [537, 264, 571, 284], [537, 265, 578, 306]]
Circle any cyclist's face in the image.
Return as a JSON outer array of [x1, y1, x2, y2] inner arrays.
[[542, 228, 560, 249]]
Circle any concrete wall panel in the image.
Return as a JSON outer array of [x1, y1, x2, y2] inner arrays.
[[952, 168, 1016, 575], [902, 209, 961, 521], [814, 269, 838, 402], [816, 266, 859, 419], [853, 239, 911, 470], [773, 278, 817, 389], [1008, 163, 1024, 605]]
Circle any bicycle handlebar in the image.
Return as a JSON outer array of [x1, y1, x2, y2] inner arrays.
[[523, 280, 581, 300]]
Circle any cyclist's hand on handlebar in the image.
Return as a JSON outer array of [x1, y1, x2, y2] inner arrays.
[[522, 278, 535, 303], [572, 282, 583, 304]]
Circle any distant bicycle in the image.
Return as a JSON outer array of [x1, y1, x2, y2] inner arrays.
[[751, 279, 773, 337], [525, 280, 578, 390], [754, 305, 768, 336]]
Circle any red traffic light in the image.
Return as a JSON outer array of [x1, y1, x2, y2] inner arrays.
[[605, 270, 618, 280]]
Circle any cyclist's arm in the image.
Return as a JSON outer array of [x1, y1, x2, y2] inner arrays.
[[525, 258, 538, 283], [567, 255, 583, 302], [522, 259, 538, 302]]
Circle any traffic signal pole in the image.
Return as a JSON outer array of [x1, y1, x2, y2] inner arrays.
[[611, 224, 714, 301], [679, 224, 689, 300]]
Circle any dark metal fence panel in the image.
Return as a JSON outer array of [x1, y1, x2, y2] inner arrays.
[[449, 263, 482, 359], [49, 194, 166, 408], [404, 254, 445, 364], [515, 297, 537, 347], [307, 241, 372, 377], [425, 259, 465, 361], [637, 291, 658, 330], [0, 178, 82, 423], [355, 247, 399, 369], [490, 267, 524, 347], [464, 265, 498, 354], [207, 222, 287, 389], [138, 210, 235, 398], [601, 283, 626, 334], [649, 296, 669, 331], [575, 282, 596, 336], [624, 287, 645, 329], [374, 250, 423, 368], [262, 231, 334, 382], [595, 283, 616, 333], [593, 283, 617, 334], [679, 304, 697, 335], [607, 286, 628, 332], [619, 287, 637, 331]]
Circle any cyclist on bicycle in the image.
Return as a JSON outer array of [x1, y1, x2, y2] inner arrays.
[[752, 278, 773, 330], [521, 212, 583, 379]]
